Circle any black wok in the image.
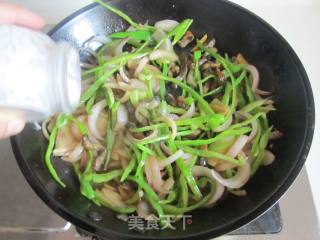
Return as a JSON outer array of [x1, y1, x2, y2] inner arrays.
[[11, 0, 315, 239]]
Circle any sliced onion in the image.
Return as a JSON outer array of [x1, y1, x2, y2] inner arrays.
[[159, 178, 174, 196], [137, 200, 152, 219], [262, 150, 275, 166], [144, 157, 153, 187], [237, 112, 258, 142], [246, 64, 259, 92], [256, 88, 272, 96], [98, 186, 127, 208], [160, 141, 172, 155], [80, 62, 96, 69], [117, 214, 129, 222], [158, 149, 184, 167], [227, 135, 249, 158], [119, 66, 130, 83], [177, 52, 188, 80], [145, 157, 164, 192], [42, 118, 50, 140], [214, 116, 232, 132], [54, 126, 78, 156], [152, 28, 173, 51], [116, 104, 128, 129], [127, 129, 158, 144], [154, 19, 179, 32], [229, 189, 247, 197], [193, 160, 250, 189], [62, 143, 84, 162], [88, 100, 107, 140], [130, 79, 148, 90], [70, 115, 87, 141], [150, 157, 163, 192], [160, 115, 177, 139], [191, 166, 225, 206], [118, 91, 130, 103], [187, 67, 196, 86], [206, 182, 224, 207], [215, 162, 236, 172], [84, 35, 111, 52], [270, 130, 283, 140], [107, 79, 147, 91], [134, 56, 149, 77], [144, 64, 162, 73], [149, 49, 178, 62], [114, 38, 129, 56], [179, 102, 195, 120], [81, 78, 94, 93], [135, 99, 160, 124]]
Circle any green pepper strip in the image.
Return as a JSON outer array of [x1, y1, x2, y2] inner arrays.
[[160, 62, 168, 101], [96, 191, 136, 214], [235, 69, 247, 86], [120, 156, 136, 182], [175, 127, 251, 146], [79, 150, 97, 200], [130, 114, 224, 133], [137, 144, 156, 156], [178, 174, 188, 208], [194, 50, 202, 95], [94, 0, 154, 31], [167, 104, 186, 114], [44, 114, 69, 187], [92, 169, 123, 183], [161, 180, 215, 214], [251, 127, 272, 175], [240, 99, 270, 113], [222, 82, 232, 106], [201, 46, 237, 119], [105, 86, 115, 108], [155, 19, 193, 50], [85, 95, 95, 114], [135, 150, 148, 177], [159, 191, 177, 204], [82, 51, 147, 77], [179, 145, 244, 166], [127, 175, 164, 217], [144, 72, 214, 115], [68, 115, 88, 135], [80, 66, 120, 104], [105, 102, 120, 170], [169, 19, 193, 45], [109, 30, 151, 42], [251, 120, 262, 157], [200, 74, 216, 84], [168, 140, 202, 201], [245, 76, 255, 102], [229, 112, 266, 130], [158, 74, 215, 115], [203, 85, 224, 97]]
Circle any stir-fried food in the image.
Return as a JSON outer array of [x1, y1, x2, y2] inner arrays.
[[43, 0, 280, 227]]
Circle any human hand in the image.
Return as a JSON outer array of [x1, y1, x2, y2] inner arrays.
[[0, 2, 45, 138], [0, 2, 44, 29]]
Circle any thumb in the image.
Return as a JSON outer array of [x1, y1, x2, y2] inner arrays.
[[0, 118, 25, 139]]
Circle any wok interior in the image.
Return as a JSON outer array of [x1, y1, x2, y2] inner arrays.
[[13, 0, 313, 238]]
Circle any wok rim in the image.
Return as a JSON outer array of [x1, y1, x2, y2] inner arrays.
[[11, 0, 315, 239]]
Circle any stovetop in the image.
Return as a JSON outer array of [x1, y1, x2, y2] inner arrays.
[[0, 138, 284, 240]]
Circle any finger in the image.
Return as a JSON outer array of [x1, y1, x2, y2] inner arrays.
[[0, 118, 25, 139], [0, 2, 45, 30]]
